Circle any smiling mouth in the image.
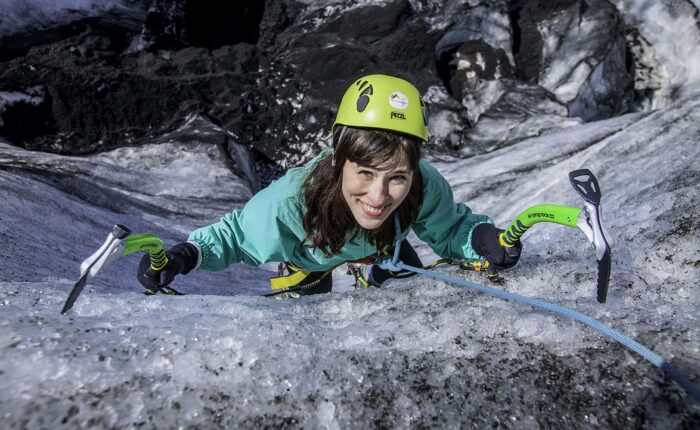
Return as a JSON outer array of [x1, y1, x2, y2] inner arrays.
[[359, 200, 388, 217]]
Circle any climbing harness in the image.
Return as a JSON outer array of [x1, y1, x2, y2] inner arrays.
[[266, 256, 388, 297], [264, 262, 339, 298]]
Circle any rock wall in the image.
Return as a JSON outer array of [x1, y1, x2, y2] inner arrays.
[[0, 0, 698, 179]]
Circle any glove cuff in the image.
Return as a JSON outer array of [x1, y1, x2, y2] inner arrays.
[[186, 241, 203, 270], [168, 242, 199, 275], [471, 223, 496, 257]]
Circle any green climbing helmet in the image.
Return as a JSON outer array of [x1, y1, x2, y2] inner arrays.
[[333, 74, 429, 142]]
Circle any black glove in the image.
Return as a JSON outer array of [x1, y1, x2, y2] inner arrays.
[[471, 223, 522, 271], [137, 242, 198, 293]]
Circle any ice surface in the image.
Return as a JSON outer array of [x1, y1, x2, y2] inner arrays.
[[1, 92, 699, 427], [0, 136, 264, 297], [2, 0, 699, 424]]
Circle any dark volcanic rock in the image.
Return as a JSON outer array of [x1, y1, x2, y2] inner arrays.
[[139, 0, 265, 50], [0, 34, 261, 154], [0, 85, 55, 145], [519, 0, 634, 120], [0, 2, 149, 62], [435, 1, 514, 93], [0, 0, 690, 168], [280, 0, 440, 102], [509, 0, 578, 83], [625, 27, 666, 111], [0, 0, 443, 169], [443, 39, 516, 101], [461, 79, 580, 154]]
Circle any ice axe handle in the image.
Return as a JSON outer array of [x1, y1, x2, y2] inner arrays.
[[495, 205, 582, 271], [146, 248, 168, 285], [123, 234, 170, 293], [147, 248, 168, 271], [123, 234, 168, 270], [141, 253, 168, 293], [499, 204, 582, 247]]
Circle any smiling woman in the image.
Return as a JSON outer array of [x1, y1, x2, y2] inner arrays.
[[136, 74, 523, 296], [302, 125, 423, 258]]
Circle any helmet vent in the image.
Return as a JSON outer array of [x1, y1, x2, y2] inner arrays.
[[356, 84, 373, 112]]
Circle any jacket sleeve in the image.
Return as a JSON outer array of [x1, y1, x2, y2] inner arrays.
[[411, 160, 493, 260], [187, 173, 307, 271]]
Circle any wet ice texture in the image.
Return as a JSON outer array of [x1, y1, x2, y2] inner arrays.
[[1, 92, 699, 428], [1, 0, 699, 427]]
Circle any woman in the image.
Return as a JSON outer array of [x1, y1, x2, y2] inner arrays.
[[137, 74, 522, 296]]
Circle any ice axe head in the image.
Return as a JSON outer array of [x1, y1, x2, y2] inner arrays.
[[495, 169, 613, 303], [61, 227, 168, 314], [569, 169, 613, 303]]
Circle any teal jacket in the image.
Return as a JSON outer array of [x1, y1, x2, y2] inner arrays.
[[188, 149, 492, 272]]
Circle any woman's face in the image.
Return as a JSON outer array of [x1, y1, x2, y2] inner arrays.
[[341, 153, 414, 230]]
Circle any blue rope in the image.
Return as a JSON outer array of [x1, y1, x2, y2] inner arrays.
[[378, 215, 699, 401]]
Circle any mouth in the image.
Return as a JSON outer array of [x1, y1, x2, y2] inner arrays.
[[359, 200, 389, 218]]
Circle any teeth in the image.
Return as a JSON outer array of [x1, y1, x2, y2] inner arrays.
[[360, 201, 385, 216]]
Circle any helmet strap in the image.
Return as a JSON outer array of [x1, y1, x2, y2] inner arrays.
[[331, 125, 348, 168]]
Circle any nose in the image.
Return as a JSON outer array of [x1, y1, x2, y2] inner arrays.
[[366, 178, 389, 205]]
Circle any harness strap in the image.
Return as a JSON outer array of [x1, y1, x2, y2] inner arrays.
[[270, 263, 311, 291], [268, 253, 385, 294], [264, 266, 337, 297], [269, 257, 491, 296]]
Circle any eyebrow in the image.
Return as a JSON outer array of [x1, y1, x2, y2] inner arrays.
[[357, 164, 412, 174]]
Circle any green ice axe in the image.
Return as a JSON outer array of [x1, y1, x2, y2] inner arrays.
[[495, 169, 612, 303], [60, 225, 169, 314]]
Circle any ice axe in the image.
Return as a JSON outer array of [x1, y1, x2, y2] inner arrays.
[[60, 225, 170, 314], [375, 173, 697, 401], [496, 169, 612, 303]]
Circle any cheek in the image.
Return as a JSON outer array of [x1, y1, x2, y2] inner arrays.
[[390, 179, 413, 203], [342, 176, 364, 196], [340, 175, 351, 197]]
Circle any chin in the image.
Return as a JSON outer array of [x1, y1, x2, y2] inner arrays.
[[359, 220, 383, 230], [357, 215, 390, 230]]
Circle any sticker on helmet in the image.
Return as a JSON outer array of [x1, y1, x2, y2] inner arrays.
[[388, 92, 409, 109]]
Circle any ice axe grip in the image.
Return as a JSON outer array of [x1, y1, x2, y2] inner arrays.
[[499, 204, 582, 247], [122, 234, 169, 272]]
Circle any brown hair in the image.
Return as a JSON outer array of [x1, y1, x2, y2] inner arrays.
[[302, 126, 424, 257]]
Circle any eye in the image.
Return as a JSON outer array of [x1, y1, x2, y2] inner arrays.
[[391, 174, 408, 182], [358, 170, 373, 177]]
